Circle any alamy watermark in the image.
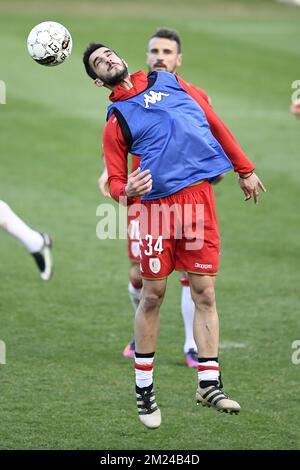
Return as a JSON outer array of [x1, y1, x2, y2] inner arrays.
[[0, 80, 6, 104], [96, 199, 205, 251], [291, 340, 300, 365], [291, 80, 300, 103], [0, 340, 6, 364]]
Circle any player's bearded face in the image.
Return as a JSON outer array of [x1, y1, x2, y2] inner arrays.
[[90, 48, 128, 86], [98, 60, 128, 86]]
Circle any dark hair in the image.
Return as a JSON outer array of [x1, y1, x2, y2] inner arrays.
[[150, 28, 181, 53], [83, 43, 107, 79]]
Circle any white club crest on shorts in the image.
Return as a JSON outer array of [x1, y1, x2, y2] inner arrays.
[[149, 258, 161, 274]]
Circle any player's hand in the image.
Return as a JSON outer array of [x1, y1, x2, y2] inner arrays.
[[98, 168, 111, 198], [125, 167, 152, 198], [238, 172, 266, 205], [291, 100, 300, 119]]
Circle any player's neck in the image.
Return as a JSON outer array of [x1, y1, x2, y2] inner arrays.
[[107, 75, 132, 92], [119, 75, 133, 90]]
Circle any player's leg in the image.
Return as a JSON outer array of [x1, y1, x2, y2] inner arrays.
[[135, 278, 166, 353], [179, 174, 225, 366], [179, 271, 198, 368], [0, 200, 53, 280], [123, 261, 142, 359], [133, 196, 177, 428], [0, 199, 44, 252], [123, 211, 142, 359], [188, 272, 240, 414], [188, 273, 219, 357], [134, 277, 167, 429], [129, 262, 142, 311], [175, 182, 240, 413]]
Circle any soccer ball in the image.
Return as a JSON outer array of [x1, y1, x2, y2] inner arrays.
[[27, 21, 72, 66]]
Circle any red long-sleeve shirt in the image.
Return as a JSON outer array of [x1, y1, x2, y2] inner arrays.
[[103, 71, 254, 203]]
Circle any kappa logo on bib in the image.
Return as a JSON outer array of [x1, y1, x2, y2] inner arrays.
[[149, 258, 161, 274], [144, 90, 170, 109]]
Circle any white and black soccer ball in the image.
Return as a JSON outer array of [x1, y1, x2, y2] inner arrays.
[[27, 21, 72, 66]]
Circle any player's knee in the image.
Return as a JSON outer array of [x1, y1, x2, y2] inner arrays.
[[191, 285, 215, 309], [141, 287, 165, 312]]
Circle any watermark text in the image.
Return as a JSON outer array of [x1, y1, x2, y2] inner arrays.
[[291, 340, 300, 365], [291, 80, 300, 103], [0, 80, 6, 104], [0, 340, 6, 364], [96, 200, 205, 250]]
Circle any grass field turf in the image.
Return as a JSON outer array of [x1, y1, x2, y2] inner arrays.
[[0, 0, 300, 450]]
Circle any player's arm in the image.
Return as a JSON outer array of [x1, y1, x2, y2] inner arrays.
[[103, 115, 152, 204], [205, 105, 266, 204], [205, 104, 255, 174], [98, 148, 111, 198], [202, 104, 266, 204], [180, 78, 266, 204], [178, 75, 253, 172]]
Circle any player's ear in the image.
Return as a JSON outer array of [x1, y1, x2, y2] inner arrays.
[[94, 78, 104, 88], [176, 54, 182, 67]]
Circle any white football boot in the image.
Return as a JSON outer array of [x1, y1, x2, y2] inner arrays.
[[196, 384, 241, 414], [136, 384, 161, 429]]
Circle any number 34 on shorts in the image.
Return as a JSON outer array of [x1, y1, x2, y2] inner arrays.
[[140, 235, 165, 276]]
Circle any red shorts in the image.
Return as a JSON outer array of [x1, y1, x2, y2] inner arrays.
[[139, 181, 220, 278], [127, 198, 141, 262]]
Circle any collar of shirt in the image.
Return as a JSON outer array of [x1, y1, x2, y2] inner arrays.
[[109, 70, 149, 102]]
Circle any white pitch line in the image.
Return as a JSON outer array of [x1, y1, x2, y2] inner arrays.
[[219, 342, 246, 349], [277, 0, 300, 6]]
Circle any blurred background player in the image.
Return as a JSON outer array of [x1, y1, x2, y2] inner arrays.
[[98, 28, 224, 367], [0, 199, 53, 280]]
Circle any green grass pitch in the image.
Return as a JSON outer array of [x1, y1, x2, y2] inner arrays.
[[0, 0, 300, 449]]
